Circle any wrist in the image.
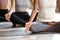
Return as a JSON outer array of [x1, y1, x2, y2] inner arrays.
[[28, 21, 32, 23], [8, 12, 13, 15]]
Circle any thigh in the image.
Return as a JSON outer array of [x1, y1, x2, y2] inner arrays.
[[10, 13, 26, 24], [0, 16, 7, 22], [0, 9, 8, 22], [0, 9, 8, 17], [14, 12, 30, 21], [30, 22, 50, 32]]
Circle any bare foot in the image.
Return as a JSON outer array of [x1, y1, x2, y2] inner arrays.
[[16, 24, 23, 28], [48, 22, 60, 27], [48, 22, 56, 27]]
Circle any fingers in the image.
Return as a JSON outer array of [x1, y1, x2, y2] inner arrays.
[[25, 22, 32, 32], [25, 23, 30, 31], [5, 14, 10, 21], [25, 23, 30, 32]]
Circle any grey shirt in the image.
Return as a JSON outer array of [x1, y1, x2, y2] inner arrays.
[[15, 0, 30, 11]]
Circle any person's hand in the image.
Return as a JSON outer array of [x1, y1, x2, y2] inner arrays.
[[25, 22, 32, 32], [5, 13, 11, 21]]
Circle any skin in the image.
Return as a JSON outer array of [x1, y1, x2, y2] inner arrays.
[[57, 0, 60, 12], [5, 0, 15, 21], [25, 0, 60, 31], [25, 0, 38, 31], [0, 0, 15, 21], [30, 0, 34, 5]]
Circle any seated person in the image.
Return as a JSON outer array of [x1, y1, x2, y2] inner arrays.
[[10, 0, 38, 27], [0, 0, 15, 22], [0, 0, 38, 27], [25, 0, 60, 31]]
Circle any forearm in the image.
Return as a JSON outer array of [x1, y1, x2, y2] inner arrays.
[[29, 0, 38, 22], [30, 0, 34, 5], [29, 9, 37, 22], [8, 7, 15, 14], [8, 0, 15, 14]]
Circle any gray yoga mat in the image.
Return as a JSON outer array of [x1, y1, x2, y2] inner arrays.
[[0, 28, 31, 37], [0, 22, 13, 29], [0, 22, 31, 37]]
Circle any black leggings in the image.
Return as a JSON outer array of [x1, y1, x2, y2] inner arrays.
[[10, 12, 38, 25], [0, 9, 8, 22], [0, 9, 38, 25], [10, 12, 30, 25]]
